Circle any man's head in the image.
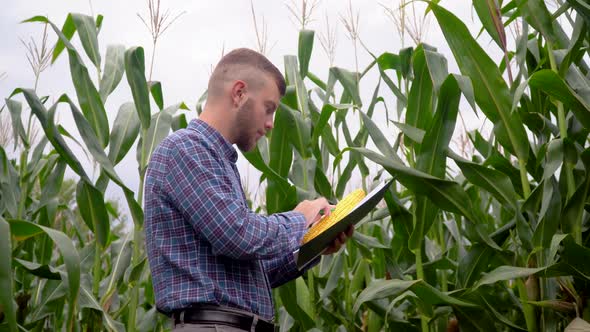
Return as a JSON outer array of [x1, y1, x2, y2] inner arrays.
[[204, 48, 286, 152]]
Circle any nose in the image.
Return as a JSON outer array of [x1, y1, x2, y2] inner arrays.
[[265, 116, 274, 130]]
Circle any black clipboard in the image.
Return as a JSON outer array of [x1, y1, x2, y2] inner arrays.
[[293, 179, 393, 270]]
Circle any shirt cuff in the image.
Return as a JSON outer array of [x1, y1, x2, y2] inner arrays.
[[278, 210, 307, 246]]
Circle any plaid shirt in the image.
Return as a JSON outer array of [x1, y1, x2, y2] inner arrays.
[[144, 119, 309, 321]]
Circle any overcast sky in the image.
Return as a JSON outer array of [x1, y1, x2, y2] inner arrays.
[[1, 1, 503, 218]]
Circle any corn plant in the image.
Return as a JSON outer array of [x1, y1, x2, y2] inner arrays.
[[242, 1, 590, 331], [1, 12, 188, 332]]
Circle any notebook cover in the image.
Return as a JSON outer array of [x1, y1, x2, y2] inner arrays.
[[294, 179, 393, 270]]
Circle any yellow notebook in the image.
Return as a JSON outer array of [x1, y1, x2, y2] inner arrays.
[[293, 179, 393, 270]]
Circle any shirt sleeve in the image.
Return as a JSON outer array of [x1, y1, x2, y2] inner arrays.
[[262, 210, 320, 288], [164, 143, 307, 260], [262, 238, 321, 288]]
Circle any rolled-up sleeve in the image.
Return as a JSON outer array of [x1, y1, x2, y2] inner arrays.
[[164, 143, 307, 260], [262, 210, 321, 288]]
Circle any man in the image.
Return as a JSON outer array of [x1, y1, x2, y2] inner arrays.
[[144, 48, 354, 332]]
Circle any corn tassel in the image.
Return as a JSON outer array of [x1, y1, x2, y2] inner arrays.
[[301, 189, 366, 244]]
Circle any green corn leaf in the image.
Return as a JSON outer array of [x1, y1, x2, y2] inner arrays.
[[451, 153, 519, 208], [416, 74, 461, 178], [43, 14, 75, 63], [424, 48, 449, 95], [290, 150, 316, 192], [125, 46, 151, 130], [13, 258, 61, 280], [145, 103, 185, 164], [353, 279, 475, 313], [68, 44, 110, 149], [76, 179, 110, 247], [391, 121, 425, 144], [473, 0, 504, 49], [481, 295, 528, 331], [360, 111, 399, 161], [57, 125, 91, 164], [376, 52, 401, 72], [148, 81, 164, 110], [410, 74, 462, 250], [38, 159, 66, 210], [352, 232, 389, 249], [562, 169, 590, 238], [529, 69, 590, 129], [313, 165, 334, 200], [527, 300, 576, 313], [0, 216, 17, 332], [99, 44, 125, 102], [307, 71, 327, 91], [8, 219, 80, 331], [350, 147, 477, 222], [457, 244, 496, 288], [78, 284, 125, 332], [399, 47, 413, 79], [350, 259, 369, 296], [532, 179, 562, 249], [320, 251, 344, 301], [12, 89, 88, 179], [279, 280, 315, 330], [561, 233, 590, 277], [567, 0, 590, 29], [296, 277, 314, 321], [57, 95, 122, 184], [33, 15, 110, 148], [330, 67, 362, 107], [108, 102, 140, 165], [56, 94, 144, 226], [475, 265, 546, 288], [298, 29, 314, 77], [171, 113, 188, 131], [406, 45, 434, 133], [270, 104, 294, 177], [101, 232, 132, 307], [285, 55, 311, 117], [453, 304, 498, 332], [5, 99, 28, 150], [125, 256, 147, 285], [279, 102, 312, 158], [431, 3, 529, 162], [28, 280, 68, 323], [196, 90, 207, 115], [516, 0, 558, 45], [335, 157, 356, 198], [71, 13, 101, 68], [312, 103, 349, 148]]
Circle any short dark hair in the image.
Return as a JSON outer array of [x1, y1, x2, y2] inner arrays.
[[208, 48, 286, 98]]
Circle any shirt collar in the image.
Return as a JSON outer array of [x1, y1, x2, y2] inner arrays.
[[188, 119, 238, 163]]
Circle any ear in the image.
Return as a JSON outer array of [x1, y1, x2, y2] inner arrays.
[[230, 80, 247, 107]]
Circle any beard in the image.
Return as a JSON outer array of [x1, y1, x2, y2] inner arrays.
[[234, 99, 258, 152]]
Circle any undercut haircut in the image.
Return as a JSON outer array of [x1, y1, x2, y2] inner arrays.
[[207, 48, 286, 100]]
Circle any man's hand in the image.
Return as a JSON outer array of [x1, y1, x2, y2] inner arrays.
[[323, 224, 354, 255], [293, 197, 334, 228]]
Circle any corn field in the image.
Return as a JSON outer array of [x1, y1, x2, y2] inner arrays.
[[2, 1, 590, 331]]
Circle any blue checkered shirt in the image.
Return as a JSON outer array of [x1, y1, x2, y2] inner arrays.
[[144, 119, 309, 321]]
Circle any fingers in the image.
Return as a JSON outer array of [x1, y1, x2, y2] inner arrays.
[[313, 197, 330, 211], [322, 228, 352, 255], [346, 224, 354, 237], [322, 204, 336, 217], [309, 213, 324, 228], [294, 197, 330, 227]]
